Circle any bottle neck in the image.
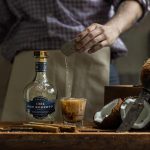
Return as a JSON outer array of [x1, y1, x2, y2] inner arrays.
[[34, 72, 48, 83], [34, 58, 48, 83]]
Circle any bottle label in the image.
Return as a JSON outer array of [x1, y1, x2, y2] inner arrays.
[[35, 62, 47, 72], [26, 96, 55, 119]]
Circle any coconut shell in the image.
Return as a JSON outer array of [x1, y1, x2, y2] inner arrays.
[[140, 58, 150, 88], [95, 98, 124, 129]]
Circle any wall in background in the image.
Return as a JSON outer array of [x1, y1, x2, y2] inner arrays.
[[115, 13, 150, 85]]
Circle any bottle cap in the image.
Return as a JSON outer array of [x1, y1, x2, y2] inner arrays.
[[34, 50, 48, 58]]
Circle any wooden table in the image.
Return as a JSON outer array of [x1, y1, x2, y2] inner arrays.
[[0, 131, 149, 150]]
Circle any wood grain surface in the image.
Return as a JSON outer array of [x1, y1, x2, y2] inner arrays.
[[0, 131, 149, 150]]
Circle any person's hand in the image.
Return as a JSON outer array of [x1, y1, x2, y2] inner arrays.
[[75, 23, 120, 54]]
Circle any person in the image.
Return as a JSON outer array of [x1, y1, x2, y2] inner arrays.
[[0, 0, 149, 121]]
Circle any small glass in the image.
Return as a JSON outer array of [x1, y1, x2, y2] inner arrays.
[[60, 97, 86, 127]]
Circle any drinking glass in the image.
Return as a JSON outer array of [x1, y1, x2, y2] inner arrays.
[[60, 97, 86, 127]]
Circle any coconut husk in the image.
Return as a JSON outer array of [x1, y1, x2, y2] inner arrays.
[[140, 58, 150, 89]]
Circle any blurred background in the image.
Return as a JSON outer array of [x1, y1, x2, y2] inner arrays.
[[115, 13, 150, 85], [0, 12, 149, 118]]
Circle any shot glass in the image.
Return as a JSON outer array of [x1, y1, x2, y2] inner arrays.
[[60, 97, 86, 127]]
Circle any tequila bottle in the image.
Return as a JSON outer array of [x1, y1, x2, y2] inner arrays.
[[24, 50, 57, 122]]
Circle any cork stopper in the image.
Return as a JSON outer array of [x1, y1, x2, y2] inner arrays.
[[34, 51, 48, 58]]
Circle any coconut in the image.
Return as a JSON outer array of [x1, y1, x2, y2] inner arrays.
[[140, 58, 150, 89]]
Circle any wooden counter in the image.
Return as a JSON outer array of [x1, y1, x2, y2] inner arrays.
[[0, 131, 149, 150], [0, 85, 149, 150]]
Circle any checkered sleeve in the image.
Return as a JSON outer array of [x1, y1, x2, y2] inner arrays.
[[112, 0, 150, 20], [0, 0, 16, 43]]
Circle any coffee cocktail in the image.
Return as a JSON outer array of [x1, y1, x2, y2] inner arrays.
[[60, 98, 86, 126]]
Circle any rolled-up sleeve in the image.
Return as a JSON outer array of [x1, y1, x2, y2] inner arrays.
[[112, 0, 150, 20], [0, 0, 15, 44]]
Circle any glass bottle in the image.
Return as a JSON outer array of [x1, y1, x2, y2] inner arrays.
[[24, 50, 57, 122]]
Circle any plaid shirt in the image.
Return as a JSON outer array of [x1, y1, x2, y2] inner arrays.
[[0, 0, 149, 61]]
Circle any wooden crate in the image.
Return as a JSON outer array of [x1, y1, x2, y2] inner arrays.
[[104, 85, 142, 104]]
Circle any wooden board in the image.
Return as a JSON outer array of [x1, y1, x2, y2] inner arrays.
[[0, 131, 149, 150]]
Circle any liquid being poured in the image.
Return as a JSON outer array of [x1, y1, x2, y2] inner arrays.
[[65, 56, 72, 98]]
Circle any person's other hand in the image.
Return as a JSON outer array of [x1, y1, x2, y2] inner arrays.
[[75, 23, 120, 54]]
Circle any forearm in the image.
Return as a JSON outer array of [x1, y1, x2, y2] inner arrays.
[[106, 0, 143, 35], [75, 0, 144, 53]]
